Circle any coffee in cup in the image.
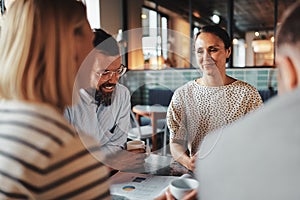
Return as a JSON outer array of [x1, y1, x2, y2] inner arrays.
[[169, 178, 199, 199], [126, 140, 146, 153]]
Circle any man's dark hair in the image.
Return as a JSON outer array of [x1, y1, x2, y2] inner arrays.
[[93, 29, 120, 107], [93, 28, 119, 56]]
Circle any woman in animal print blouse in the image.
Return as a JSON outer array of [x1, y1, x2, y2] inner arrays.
[[167, 25, 263, 171]]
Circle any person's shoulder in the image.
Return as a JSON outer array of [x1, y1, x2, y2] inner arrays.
[[46, 122, 105, 161], [264, 87, 300, 110], [1, 100, 80, 149], [76, 88, 95, 105], [71, 132, 105, 159], [3, 100, 70, 126], [199, 88, 300, 159], [174, 80, 194, 93], [113, 84, 131, 104], [115, 83, 130, 98], [116, 83, 130, 93], [230, 80, 260, 95], [170, 81, 197, 101], [234, 80, 257, 90]]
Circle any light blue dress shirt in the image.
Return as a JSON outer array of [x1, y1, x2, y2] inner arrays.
[[64, 83, 131, 156]]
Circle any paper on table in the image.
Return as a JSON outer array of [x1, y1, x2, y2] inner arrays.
[[110, 172, 191, 200]]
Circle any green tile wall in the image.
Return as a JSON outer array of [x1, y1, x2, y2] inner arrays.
[[120, 68, 278, 105]]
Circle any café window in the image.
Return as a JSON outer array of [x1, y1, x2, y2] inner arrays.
[[141, 7, 168, 69]]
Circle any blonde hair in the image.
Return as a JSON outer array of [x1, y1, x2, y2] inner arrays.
[[0, 0, 87, 112]]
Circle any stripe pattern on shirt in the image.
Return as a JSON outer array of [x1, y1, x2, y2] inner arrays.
[[0, 101, 110, 199]]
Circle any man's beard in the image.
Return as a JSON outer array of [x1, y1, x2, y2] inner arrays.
[[95, 84, 115, 106]]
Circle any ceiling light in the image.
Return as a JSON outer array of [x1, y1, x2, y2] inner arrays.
[[141, 14, 147, 19], [211, 14, 220, 24], [193, 11, 201, 18], [232, 38, 239, 45], [252, 39, 272, 53]]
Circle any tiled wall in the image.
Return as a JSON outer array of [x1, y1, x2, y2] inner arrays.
[[120, 68, 278, 105]]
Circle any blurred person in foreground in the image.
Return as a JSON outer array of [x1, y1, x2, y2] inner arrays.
[[0, 0, 110, 199], [65, 29, 146, 171], [196, 2, 300, 200], [167, 25, 263, 172]]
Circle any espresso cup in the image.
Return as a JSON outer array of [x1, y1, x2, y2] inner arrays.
[[126, 140, 146, 153], [169, 178, 199, 200]]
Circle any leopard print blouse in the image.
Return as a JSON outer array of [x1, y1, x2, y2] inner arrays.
[[167, 80, 263, 156]]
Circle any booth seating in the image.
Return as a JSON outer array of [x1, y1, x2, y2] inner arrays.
[[258, 88, 278, 102], [148, 89, 174, 107], [140, 88, 278, 126], [133, 89, 173, 154], [137, 87, 277, 153], [139, 89, 174, 126], [147, 87, 277, 107]]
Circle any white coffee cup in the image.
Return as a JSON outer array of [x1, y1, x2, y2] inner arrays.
[[169, 178, 199, 199], [126, 140, 146, 152]]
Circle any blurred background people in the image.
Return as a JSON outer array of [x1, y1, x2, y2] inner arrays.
[[196, 2, 300, 199], [0, 0, 110, 199], [167, 25, 263, 171]]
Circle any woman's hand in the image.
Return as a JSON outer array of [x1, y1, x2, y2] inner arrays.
[[170, 142, 198, 172]]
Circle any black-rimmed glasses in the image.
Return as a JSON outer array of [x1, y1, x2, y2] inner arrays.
[[95, 64, 127, 81]]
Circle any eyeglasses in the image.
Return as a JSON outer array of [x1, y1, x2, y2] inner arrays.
[[95, 64, 127, 80]]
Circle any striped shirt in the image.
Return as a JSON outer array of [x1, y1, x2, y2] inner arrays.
[[0, 100, 110, 199]]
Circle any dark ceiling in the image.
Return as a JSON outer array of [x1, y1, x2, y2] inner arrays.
[[150, 0, 297, 35]]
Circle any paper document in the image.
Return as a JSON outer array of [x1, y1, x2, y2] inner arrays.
[[110, 172, 181, 200]]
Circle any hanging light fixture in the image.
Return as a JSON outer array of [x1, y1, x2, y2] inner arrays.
[[211, 14, 220, 24], [252, 34, 273, 53]]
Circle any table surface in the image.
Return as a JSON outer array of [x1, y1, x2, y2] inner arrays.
[[110, 153, 194, 200], [120, 153, 192, 177], [132, 105, 168, 114]]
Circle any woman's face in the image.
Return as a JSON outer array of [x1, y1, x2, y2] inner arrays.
[[195, 32, 231, 75]]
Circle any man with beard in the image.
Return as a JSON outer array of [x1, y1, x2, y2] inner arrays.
[[65, 29, 147, 172], [64, 29, 131, 157]]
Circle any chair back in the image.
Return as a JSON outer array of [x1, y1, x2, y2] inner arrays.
[[129, 110, 142, 139]]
